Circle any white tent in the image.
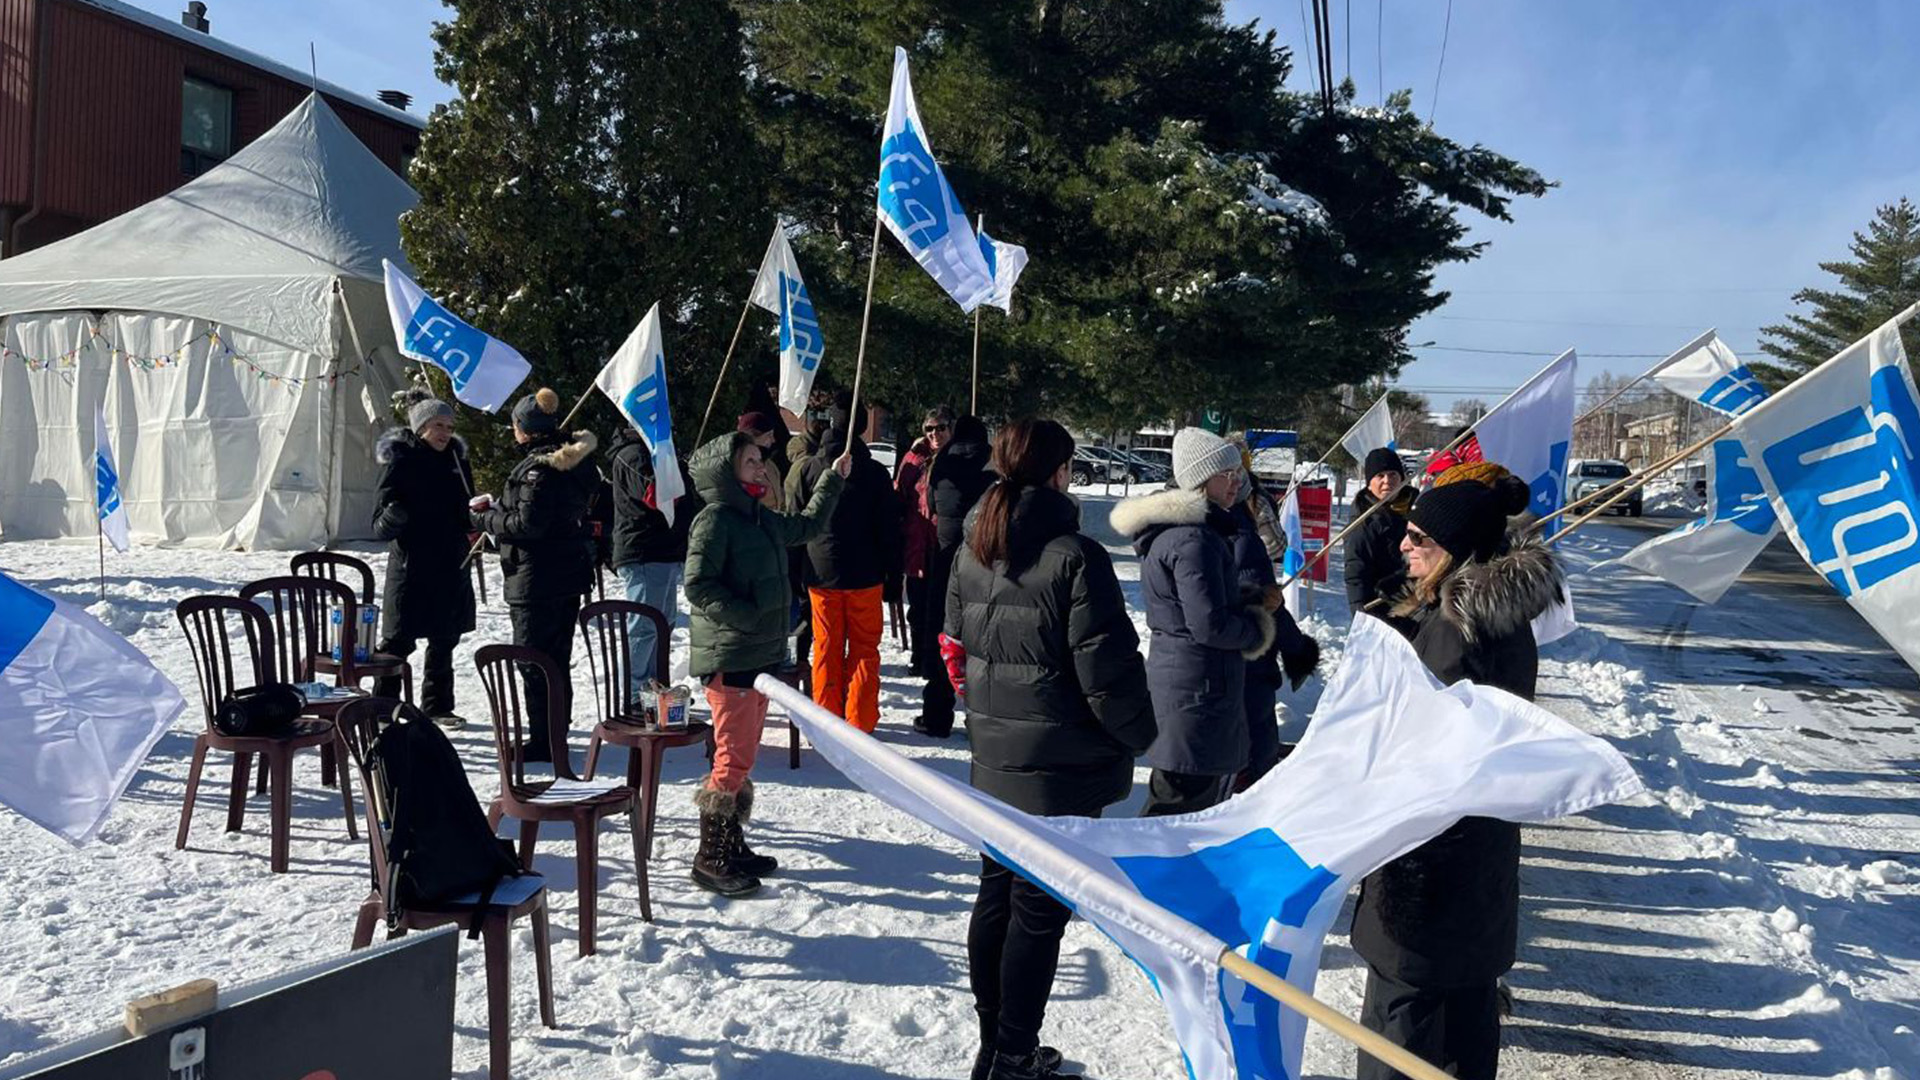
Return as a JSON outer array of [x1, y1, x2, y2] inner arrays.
[[0, 95, 417, 549]]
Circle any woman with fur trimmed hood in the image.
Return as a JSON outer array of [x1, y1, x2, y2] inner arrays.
[[372, 391, 477, 727], [1349, 468, 1564, 1080], [471, 387, 600, 763], [1111, 427, 1278, 817]]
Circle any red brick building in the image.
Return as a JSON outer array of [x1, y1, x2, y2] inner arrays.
[[0, 0, 425, 257]]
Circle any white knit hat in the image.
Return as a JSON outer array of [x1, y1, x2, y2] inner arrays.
[[1172, 427, 1242, 490]]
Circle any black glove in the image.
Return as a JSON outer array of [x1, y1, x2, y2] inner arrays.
[[1282, 636, 1321, 692]]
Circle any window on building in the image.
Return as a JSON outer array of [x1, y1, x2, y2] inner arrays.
[[181, 77, 235, 176]]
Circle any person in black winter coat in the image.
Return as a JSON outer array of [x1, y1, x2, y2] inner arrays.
[[943, 418, 1155, 1080], [1350, 473, 1562, 1080], [610, 427, 703, 693], [1227, 468, 1320, 783], [792, 404, 901, 732], [914, 414, 995, 738], [472, 388, 601, 762], [1346, 447, 1412, 614], [1111, 427, 1278, 818], [371, 393, 478, 726]]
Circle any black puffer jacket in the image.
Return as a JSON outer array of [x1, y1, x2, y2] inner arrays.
[[1350, 535, 1564, 988], [608, 429, 702, 568], [794, 424, 901, 590], [945, 485, 1156, 815], [1113, 488, 1276, 776], [475, 430, 600, 604], [929, 436, 995, 553], [371, 429, 477, 642], [1228, 502, 1314, 688], [1344, 487, 1411, 614]]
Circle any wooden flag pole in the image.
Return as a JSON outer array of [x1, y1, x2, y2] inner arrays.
[[970, 213, 985, 415], [848, 209, 886, 428], [1281, 480, 1410, 589], [1534, 420, 1736, 537], [695, 293, 759, 448], [1217, 950, 1451, 1080]]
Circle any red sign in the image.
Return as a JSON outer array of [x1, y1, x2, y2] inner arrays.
[[1297, 485, 1332, 583]]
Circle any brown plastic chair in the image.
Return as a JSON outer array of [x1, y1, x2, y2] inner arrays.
[[576, 601, 714, 921], [174, 595, 355, 872], [475, 643, 641, 956], [337, 697, 555, 1080], [291, 551, 414, 703], [240, 574, 369, 790]]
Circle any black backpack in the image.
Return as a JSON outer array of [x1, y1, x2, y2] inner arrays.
[[369, 707, 526, 936], [212, 683, 303, 737]]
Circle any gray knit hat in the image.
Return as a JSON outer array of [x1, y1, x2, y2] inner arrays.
[[408, 396, 453, 434], [1172, 427, 1242, 490]]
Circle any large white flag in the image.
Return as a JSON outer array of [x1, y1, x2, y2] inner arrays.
[[1612, 335, 1780, 603], [0, 571, 185, 844], [594, 302, 686, 527], [975, 226, 1029, 312], [383, 260, 531, 412], [1338, 393, 1396, 467], [92, 406, 130, 554], [1731, 310, 1920, 673], [761, 615, 1640, 1080], [877, 46, 996, 313], [1474, 349, 1578, 520], [749, 224, 827, 415]]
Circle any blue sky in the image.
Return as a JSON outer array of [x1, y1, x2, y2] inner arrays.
[[144, 0, 1920, 409]]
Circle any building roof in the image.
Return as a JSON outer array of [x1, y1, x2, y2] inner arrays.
[[72, 0, 428, 131]]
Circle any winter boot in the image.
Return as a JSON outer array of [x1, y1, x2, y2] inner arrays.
[[726, 780, 778, 877], [691, 786, 760, 897], [986, 1048, 1077, 1079], [973, 1047, 1063, 1080]]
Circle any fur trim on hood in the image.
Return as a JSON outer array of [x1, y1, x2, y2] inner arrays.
[[1439, 532, 1565, 645], [533, 430, 598, 472], [1110, 486, 1209, 538], [375, 427, 468, 466]]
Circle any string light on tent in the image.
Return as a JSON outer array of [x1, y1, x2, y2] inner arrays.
[[2, 322, 360, 389]]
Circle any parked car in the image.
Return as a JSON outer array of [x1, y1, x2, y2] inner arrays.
[[869, 441, 897, 472], [1131, 447, 1173, 475], [1568, 458, 1641, 516], [1070, 449, 1103, 487]]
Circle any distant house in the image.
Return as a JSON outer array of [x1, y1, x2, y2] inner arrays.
[[1, 0, 425, 257]]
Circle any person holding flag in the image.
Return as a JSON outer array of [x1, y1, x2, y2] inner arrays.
[[683, 430, 851, 897], [1345, 448, 1411, 614], [1354, 469, 1562, 1080], [471, 388, 600, 763]]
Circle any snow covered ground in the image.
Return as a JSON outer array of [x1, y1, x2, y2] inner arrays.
[[0, 496, 1915, 1079]]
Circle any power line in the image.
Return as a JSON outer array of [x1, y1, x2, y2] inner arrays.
[[1415, 343, 1763, 358], [1428, 0, 1451, 125], [1446, 286, 1798, 296], [1297, 0, 1320, 98], [1345, 0, 1352, 83], [1431, 314, 1762, 332]]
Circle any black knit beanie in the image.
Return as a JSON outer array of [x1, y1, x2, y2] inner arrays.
[[1409, 482, 1505, 562], [1363, 447, 1404, 480]]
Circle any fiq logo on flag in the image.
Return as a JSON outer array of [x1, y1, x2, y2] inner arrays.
[[877, 46, 995, 312], [382, 259, 532, 413], [750, 224, 827, 415], [594, 302, 686, 526]]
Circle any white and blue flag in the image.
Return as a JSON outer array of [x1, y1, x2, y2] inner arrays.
[[750, 223, 827, 415], [93, 405, 129, 554], [878, 46, 996, 313], [1611, 335, 1780, 604], [383, 259, 532, 412], [762, 615, 1640, 1080], [1473, 349, 1578, 520], [1732, 308, 1920, 674], [595, 302, 686, 527], [0, 571, 185, 844], [1338, 392, 1397, 468], [1277, 485, 1305, 578], [975, 226, 1029, 312]]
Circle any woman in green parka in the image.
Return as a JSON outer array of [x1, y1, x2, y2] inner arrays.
[[683, 430, 847, 896]]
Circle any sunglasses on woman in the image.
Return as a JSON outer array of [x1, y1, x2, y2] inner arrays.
[[924, 423, 949, 434], [1405, 527, 1437, 548]]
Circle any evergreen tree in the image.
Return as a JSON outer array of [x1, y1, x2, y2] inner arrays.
[[1757, 198, 1920, 388], [737, 1, 1549, 428], [402, 0, 770, 483]]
